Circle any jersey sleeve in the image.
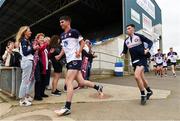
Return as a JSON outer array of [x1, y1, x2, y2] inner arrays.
[[21, 39, 34, 56], [122, 40, 128, 54], [74, 29, 84, 42], [137, 34, 153, 50], [167, 52, 170, 57]]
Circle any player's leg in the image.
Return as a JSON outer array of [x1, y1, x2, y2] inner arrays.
[[165, 67, 168, 76], [54, 69, 78, 116], [157, 66, 160, 76], [141, 69, 153, 100], [134, 66, 146, 105], [171, 63, 176, 77], [160, 65, 163, 77], [75, 71, 103, 95], [153, 66, 157, 75]]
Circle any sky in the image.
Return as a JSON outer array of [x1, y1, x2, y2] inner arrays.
[[155, 0, 180, 55]]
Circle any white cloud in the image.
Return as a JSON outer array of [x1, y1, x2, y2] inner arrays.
[[155, 0, 180, 55]]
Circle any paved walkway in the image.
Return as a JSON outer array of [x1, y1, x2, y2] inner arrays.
[[0, 71, 179, 120], [3, 83, 170, 106]]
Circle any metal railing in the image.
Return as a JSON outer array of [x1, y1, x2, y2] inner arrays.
[[92, 51, 132, 73]]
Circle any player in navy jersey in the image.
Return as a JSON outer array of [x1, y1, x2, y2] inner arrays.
[[154, 49, 164, 77], [167, 47, 178, 77], [54, 16, 104, 116], [120, 24, 153, 105]]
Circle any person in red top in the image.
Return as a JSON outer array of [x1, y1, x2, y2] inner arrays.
[[36, 33, 49, 98]]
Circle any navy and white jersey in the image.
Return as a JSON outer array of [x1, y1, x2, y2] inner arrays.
[[167, 52, 178, 63], [154, 53, 163, 64], [122, 33, 153, 64], [163, 59, 167, 67], [19, 38, 34, 61], [60, 29, 83, 63]]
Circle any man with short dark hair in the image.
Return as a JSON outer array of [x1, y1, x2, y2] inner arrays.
[[121, 24, 153, 105], [54, 16, 104, 116], [167, 47, 178, 77]]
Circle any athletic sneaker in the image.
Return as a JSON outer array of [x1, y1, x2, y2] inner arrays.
[[46, 86, 51, 90], [141, 95, 147, 105], [19, 99, 32, 106], [42, 94, 49, 98], [56, 89, 61, 93], [147, 91, 153, 100], [25, 96, 33, 102], [97, 85, 104, 96], [173, 73, 176, 77], [54, 107, 71, 116], [52, 90, 61, 96]]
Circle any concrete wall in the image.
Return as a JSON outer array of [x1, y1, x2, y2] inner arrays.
[[90, 23, 162, 73], [90, 35, 125, 75]]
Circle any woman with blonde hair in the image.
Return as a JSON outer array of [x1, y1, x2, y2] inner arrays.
[[16, 26, 39, 106]]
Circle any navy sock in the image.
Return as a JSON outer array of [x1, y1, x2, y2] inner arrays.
[[140, 90, 145, 96], [65, 101, 71, 110], [146, 87, 152, 92], [94, 85, 99, 90]]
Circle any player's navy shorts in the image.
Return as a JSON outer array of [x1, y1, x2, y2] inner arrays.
[[170, 62, 176, 66], [132, 58, 147, 71], [156, 63, 163, 67], [66, 60, 82, 70]]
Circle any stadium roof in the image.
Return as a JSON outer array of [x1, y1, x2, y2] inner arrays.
[[0, 0, 122, 44]]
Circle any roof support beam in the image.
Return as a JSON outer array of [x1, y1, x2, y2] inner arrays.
[[0, 0, 81, 44], [29, 0, 52, 14]]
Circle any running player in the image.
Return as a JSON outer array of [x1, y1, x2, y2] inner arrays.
[[120, 24, 153, 105], [154, 49, 164, 77], [167, 47, 178, 77], [151, 55, 157, 76], [163, 54, 168, 77], [54, 16, 103, 116]]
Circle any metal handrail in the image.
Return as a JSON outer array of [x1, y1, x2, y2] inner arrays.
[[92, 51, 133, 74], [95, 51, 119, 58], [94, 51, 130, 63]]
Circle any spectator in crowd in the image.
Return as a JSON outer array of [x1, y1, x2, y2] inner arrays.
[[2, 41, 15, 66], [16, 26, 39, 106], [2, 41, 21, 67], [48, 35, 65, 96], [36, 33, 49, 98], [44, 36, 52, 90], [33, 34, 43, 101], [82, 39, 97, 80]]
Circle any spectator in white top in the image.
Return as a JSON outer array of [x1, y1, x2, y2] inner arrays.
[[2, 41, 15, 66]]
